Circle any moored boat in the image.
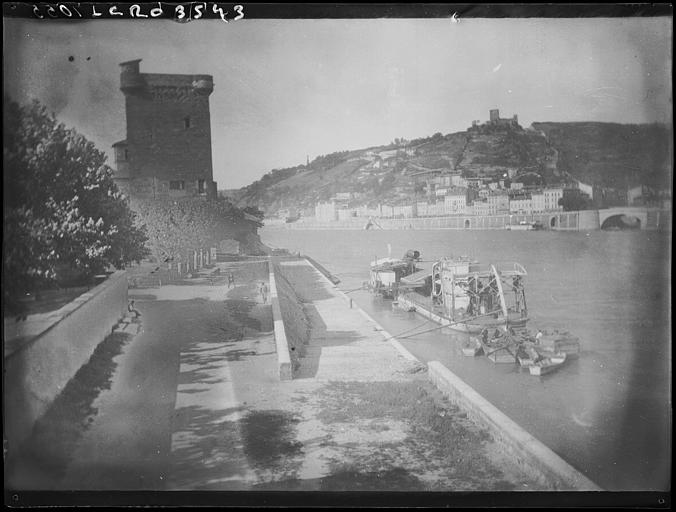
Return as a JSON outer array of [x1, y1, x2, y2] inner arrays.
[[516, 343, 540, 367], [461, 336, 483, 357], [398, 256, 529, 334], [479, 329, 520, 364], [367, 249, 421, 299], [528, 352, 567, 376], [537, 330, 581, 357]]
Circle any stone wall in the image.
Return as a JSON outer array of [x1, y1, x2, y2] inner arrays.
[[272, 262, 311, 373], [4, 271, 128, 453]]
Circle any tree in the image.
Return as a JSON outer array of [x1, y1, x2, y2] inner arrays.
[[558, 190, 592, 211], [3, 96, 148, 301]]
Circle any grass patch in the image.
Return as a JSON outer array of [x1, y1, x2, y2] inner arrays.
[[319, 464, 426, 491], [317, 381, 493, 449], [240, 410, 304, 469], [314, 381, 513, 490]]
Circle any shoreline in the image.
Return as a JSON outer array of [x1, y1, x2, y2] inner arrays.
[[292, 255, 600, 490], [264, 207, 670, 232]]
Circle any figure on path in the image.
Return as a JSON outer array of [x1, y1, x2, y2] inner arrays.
[[260, 282, 269, 303], [228, 272, 236, 289], [128, 300, 141, 318]]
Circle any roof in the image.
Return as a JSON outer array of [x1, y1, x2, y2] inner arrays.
[[120, 59, 142, 66], [400, 269, 432, 286], [112, 140, 127, 147]]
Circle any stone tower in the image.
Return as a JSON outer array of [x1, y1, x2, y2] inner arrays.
[[113, 59, 217, 200]]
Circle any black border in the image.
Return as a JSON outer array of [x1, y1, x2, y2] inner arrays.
[[4, 490, 673, 507], [2, 2, 674, 19], [3, 2, 673, 509]]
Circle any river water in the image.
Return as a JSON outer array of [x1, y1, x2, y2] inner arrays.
[[261, 227, 671, 491]]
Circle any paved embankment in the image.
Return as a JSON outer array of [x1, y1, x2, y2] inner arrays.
[[9, 258, 543, 491]]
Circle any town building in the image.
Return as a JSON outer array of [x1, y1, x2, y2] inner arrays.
[[113, 59, 217, 200], [444, 188, 468, 214], [531, 191, 546, 213], [472, 200, 491, 216], [487, 191, 510, 214], [337, 207, 356, 221], [392, 204, 415, 218], [509, 193, 533, 214], [315, 201, 338, 222], [575, 180, 595, 201], [543, 187, 564, 211], [451, 175, 467, 188]]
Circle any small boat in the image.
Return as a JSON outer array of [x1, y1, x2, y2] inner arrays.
[[516, 344, 540, 368], [528, 352, 567, 376], [525, 329, 581, 357], [461, 336, 483, 357], [506, 221, 535, 231], [479, 330, 519, 364]]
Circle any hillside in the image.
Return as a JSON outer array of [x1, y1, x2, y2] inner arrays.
[[532, 122, 672, 189], [233, 122, 672, 214]]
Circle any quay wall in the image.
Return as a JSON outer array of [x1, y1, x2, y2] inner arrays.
[[4, 271, 128, 452], [270, 259, 311, 378], [268, 260, 293, 380], [269, 208, 669, 231], [428, 362, 601, 490], [288, 255, 601, 490]]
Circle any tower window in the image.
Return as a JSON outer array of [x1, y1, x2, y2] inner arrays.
[[116, 147, 128, 162], [169, 180, 185, 190], [183, 116, 191, 129]]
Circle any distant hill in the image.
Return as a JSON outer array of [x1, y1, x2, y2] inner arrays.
[[234, 122, 672, 214], [531, 122, 672, 189]]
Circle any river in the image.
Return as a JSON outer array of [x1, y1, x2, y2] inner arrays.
[[261, 227, 671, 491]]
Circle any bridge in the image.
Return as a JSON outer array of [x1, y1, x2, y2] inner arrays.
[[597, 207, 665, 230]]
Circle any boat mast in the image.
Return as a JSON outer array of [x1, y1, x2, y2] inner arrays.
[[450, 272, 456, 321]]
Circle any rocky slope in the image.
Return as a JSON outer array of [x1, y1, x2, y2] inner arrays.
[[232, 122, 672, 213]]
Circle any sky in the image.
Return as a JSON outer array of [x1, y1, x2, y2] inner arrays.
[[3, 15, 672, 188]]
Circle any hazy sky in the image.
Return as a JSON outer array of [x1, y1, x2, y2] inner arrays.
[[3, 16, 672, 188]]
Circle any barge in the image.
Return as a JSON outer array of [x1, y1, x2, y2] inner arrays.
[[396, 257, 529, 334]]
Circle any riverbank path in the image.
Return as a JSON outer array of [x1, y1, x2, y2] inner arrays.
[[34, 259, 541, 491]]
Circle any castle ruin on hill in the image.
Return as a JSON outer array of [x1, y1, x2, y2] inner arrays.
[[470, 109, 520, 131]]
